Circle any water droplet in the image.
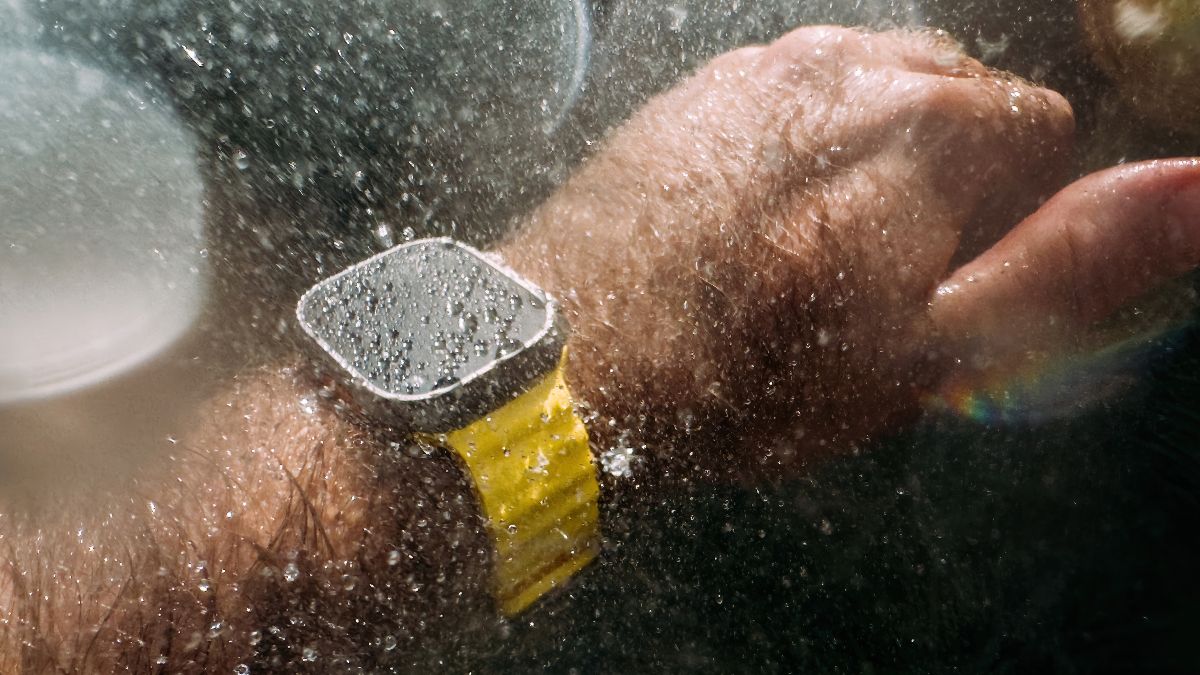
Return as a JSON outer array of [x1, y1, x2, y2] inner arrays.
[[600, 445, 635, 478], [374, 222, 394, 247], [182, 45, 204, 67], [666, 5, 688, 31], [387, 550, 401, 566], [382, 634, 398, 651], [248, 630, 262, 646], [233, 149, 250, 171], [234, 665, 251, 675], [282, 562, 300, 583], [301, 645, 318, 662], [506, 523, 518, 534], [198, 578, 210, 592]]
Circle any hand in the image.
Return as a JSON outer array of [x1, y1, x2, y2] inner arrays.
[[502, 25, 1200, 478]]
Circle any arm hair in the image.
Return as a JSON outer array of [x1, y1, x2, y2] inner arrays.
[[0, 363, 492, 673]]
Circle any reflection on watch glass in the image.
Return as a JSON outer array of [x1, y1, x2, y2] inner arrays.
[[299, 240, 549, 398]]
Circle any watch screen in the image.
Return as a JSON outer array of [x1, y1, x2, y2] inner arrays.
[[297, 239, 553, 400]]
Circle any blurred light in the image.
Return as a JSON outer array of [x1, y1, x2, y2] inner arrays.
[[0, 48, 207, 403]]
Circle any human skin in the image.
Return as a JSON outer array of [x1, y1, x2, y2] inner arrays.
[[4, 25, 1200, 672]]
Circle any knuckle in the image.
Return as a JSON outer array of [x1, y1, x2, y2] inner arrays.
[[1023, 86, 1076, 139], [896, 78, 984, 130], [707, 45, 765, 74], [878, 27, 968, 58], [899, 75, 1071, 138], [920, 76, 982, 110], [694, 46, 768, 95], [765, 25, 869, 68]]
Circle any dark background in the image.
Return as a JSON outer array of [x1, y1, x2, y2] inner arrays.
[[485, 324, 1200, 673]]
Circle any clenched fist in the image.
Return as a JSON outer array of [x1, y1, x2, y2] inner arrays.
[[503, 26, 1200, 476]]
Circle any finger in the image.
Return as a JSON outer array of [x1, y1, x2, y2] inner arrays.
[[889, 71, 1074, 261], [929, 158, 1200, 367], [813, 71, 1073, 294], [946, 76, 1076, 265]]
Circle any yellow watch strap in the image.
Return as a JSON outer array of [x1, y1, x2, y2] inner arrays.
[[424, 349, 600, 616]]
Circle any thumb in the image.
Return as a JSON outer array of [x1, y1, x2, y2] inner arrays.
[[928, 158, 1200, 373]]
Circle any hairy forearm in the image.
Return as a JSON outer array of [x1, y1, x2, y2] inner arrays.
[[497, 136, 837, 472], [0, 191, 675, 671], [0, 365, 492, 672]]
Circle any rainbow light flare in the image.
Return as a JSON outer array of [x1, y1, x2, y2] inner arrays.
[[923, 321, 1192, 425]]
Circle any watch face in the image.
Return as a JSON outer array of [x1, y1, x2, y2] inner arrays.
[[297, 238, 564, 431]]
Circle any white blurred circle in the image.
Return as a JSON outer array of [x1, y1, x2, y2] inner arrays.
[[0, 48, 207, 403]]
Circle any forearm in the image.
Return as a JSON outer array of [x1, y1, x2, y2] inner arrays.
[[0, 192, 680, 671], [0, 365, 492, 672], [0, 208, 683, 671]]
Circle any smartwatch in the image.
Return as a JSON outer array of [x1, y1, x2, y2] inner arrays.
[[296, 237, 600, 616]]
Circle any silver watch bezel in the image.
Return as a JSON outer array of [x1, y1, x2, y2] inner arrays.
[[296, 237, 566, 433]]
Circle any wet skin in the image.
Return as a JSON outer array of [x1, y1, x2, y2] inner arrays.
[[4, 26, 1200, 672]]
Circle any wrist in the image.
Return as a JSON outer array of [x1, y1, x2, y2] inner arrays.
[[490, 236, 671, 537], [496, 213, 693, 466]]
